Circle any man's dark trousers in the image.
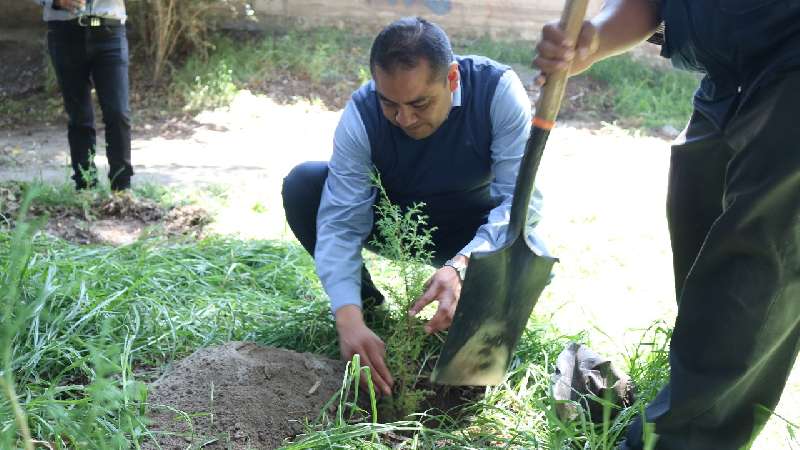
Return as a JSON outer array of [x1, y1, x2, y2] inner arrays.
[[282, 161, 483, 303], [623, 71, 800, 449], [47, 20, 133, 190]]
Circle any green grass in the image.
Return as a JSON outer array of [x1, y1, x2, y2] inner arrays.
[[454, 35, 698, 130], [0, 190, 336, 447], [170, 28, 696, 132], [0, 24, 696, 133], [0, 190, 675, 449], [171, 28, 372, 111], [454, 36, 533, 66], [287, 322, 668, 449], [0, 180, 184, 222], [170, 30, 539, 113], [585, 54, 699, 129]]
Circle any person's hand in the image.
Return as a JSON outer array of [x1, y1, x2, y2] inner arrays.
[[53, 0, 86, 13], [335, 305, 394, 397], [408, 255, 465, 334], [532, 19, 599, 86]]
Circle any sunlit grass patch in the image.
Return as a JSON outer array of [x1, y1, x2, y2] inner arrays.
[[585, 54, 699, 129], [171, 28, 372, 112]]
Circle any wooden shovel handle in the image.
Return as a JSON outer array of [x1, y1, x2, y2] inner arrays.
[[534, 0, 591, 129]]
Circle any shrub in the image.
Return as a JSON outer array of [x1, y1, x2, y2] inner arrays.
[[127, 0, 247, 82], [369, 174, 436, 419]]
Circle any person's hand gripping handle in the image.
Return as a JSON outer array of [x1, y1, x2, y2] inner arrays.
[[534, 0, 591, 130]]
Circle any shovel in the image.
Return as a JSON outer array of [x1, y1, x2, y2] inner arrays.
[[432, 0, 590, 386]]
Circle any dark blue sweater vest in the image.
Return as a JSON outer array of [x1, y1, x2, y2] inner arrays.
[[353, 56, 508, 248]]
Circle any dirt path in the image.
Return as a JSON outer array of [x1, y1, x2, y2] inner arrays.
[[0, 92, 340, 240], [1, 92, 797, 449]]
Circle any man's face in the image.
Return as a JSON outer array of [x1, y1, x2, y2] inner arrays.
[[373, 60, 458, 140]]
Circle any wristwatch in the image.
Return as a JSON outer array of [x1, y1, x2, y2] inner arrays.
[[444, 258, 468, 281]]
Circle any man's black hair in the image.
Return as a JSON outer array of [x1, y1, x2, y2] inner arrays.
[[369, 17, 454, 82]]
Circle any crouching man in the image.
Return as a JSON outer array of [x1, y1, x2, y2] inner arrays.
[[282, 17, 547, 396]]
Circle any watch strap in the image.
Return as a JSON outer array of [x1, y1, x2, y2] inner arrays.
[[444, 258, 467, 281]]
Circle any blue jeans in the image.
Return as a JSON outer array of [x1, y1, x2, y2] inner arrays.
[[47, 19, 133, 190]]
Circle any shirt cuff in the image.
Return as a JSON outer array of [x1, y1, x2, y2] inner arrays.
[[326, 281, 363, 314], [459, 236, 495, 258]]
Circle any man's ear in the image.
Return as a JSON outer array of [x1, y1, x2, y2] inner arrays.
[[447, 63, 459, 92]]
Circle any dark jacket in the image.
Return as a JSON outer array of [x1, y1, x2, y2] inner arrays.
[[660, 0, 800, 127]]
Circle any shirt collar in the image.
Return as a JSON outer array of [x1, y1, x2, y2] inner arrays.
[[451, 78, 463, 109]]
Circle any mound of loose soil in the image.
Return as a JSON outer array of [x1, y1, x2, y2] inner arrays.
[[146, 342, 346, 450], [0, 182, 210, 245]]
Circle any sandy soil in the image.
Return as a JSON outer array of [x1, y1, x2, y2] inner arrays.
[[146, 342, 346, 449]]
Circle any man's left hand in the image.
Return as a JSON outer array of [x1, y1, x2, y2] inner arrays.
[[408, 256, 466, 334]]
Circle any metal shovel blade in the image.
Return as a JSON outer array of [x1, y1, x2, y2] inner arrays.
[[431, 128, 557, 386], [432, 232, 556, 385], [432, 0, 590, 386]]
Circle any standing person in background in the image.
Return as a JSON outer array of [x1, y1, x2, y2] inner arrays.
[[32, 0, 133, 191], [534, 0, 800, 449]]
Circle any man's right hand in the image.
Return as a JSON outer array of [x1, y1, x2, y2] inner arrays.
[[53, 0, 86, 13], [533, 19, 600, 86], [532, 0, 662, 87], [335, 305, 394, 397]]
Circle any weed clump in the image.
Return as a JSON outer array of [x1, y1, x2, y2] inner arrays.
[[369, 175, 437, 420]]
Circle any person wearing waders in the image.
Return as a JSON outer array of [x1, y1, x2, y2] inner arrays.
[[534, 0, 800, 449], [282, 17, 549, 397], [33, 0, 133, 191]]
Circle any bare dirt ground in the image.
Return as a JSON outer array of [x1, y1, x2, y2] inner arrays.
[[0, 181, 210, 245], [147, 342, 346, 449]]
